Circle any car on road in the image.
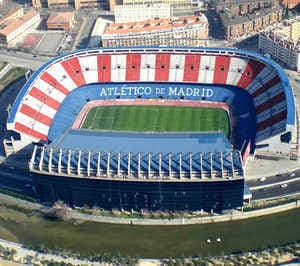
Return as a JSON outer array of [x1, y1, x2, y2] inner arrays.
[[280, 183, 288, 188], [289, 173, 295, 177]]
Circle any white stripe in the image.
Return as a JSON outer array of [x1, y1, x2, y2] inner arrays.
[[111, 54, 126, 82], [198, 55, 215, 84], [15, 112, 49, 135], [140, 54, 156, 82], [46, 63, 77, 91], [78, 56, 98, 84], [169, 54, 185, 82], [22, 95, 57, 118], [226, 57, 248, 86], [33, 78, 66, 103]]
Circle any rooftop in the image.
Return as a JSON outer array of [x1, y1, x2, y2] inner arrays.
[[220, 6, 282, 27], [103, 14, 208, 35], [0, 0, 22, 22], [0, 9, 39, 36], [46, 12, 74, 25]]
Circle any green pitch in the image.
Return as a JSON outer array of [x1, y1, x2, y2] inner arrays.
[[81, 105, 230, 135]]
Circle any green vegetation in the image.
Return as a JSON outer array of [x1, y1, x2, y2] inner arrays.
[[0, 67, 27, 88], [0, 203, 299, 258], [82, 106, 230, 136]]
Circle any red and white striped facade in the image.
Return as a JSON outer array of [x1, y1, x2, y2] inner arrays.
[[7, 47, 294, 151]]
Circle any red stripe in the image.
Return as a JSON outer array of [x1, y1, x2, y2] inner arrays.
[[126, 54, 141, 81], [256, 92, 285, 114], [213, 56, 231, 84], [20, 104, 52, 126], [257, 110, 287, 131], [41, 72, 69, 95], [252, 75, 281, 98], [29, 87, 60, 110], [155, 54, 170, 81], [15, 122, 47, 141], [183, 54, 201, 82], [61, 58, 86, 87], [97, 55, 111, 82], [237, 60, 265, 89]]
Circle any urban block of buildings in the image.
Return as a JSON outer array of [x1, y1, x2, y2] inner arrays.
[[220, 8, 283, 40], [0, 2, 40, 47], [259, 18, 300, 71], [216, 0, 283, 40], [32, 0, 109, 10], [101, 14, 208, 48], [46, 12, 75, 32], [281, 0, 300, 9], [114, 3, 172, 23], [121, 0, 203, 7]]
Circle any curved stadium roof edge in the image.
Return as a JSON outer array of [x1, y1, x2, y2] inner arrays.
[[8, 46, 295, 127]]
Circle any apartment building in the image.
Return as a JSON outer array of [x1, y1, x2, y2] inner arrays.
[[102, 14, 208, 47], [259, 18, 300, 71], [114, 3, 172, 23], [0, 9, 40, 46]]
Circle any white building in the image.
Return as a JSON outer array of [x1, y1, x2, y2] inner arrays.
[[259, 33, 300, 71], [114, 3, 172, 23], [259, 18, 300, 71], [0, 9, 40, 46], [102, 14, 209, 48]]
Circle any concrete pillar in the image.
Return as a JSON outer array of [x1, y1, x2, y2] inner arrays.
[[87, 151, 91, 177], [189, 152, 192, 179], [77, 150, 81, 175], [200, 153, 203, 179], [67, 150, 71, 175], [107, 152, 111, 177], [210, 152, 213, 178], [97, 152, 101, 176], [138, 152, 141, 178], [179, 152, 182, 179], [231, 151, 235, 178], [220, 152, 224, 178], [159, 153, 162, 177], [29, 145, 37, 170], [168, 153, 172, 178], [117, 152, 121, 177], [128, 152, 131, 176], [48, 147, 53, 173], [58, 149, 63, 174], [38, 146, 45, 171], [238, 150, 244, 176], [148, 153, 151, 178]]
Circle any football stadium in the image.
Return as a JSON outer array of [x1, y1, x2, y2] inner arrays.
[[6, 46, 296, 212]]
